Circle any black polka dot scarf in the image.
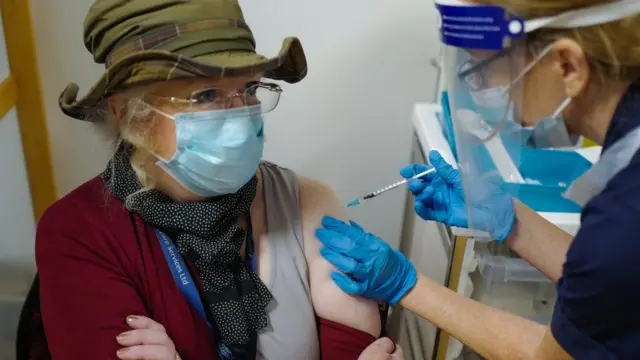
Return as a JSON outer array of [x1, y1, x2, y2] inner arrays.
[[102, 143, 272, 347]]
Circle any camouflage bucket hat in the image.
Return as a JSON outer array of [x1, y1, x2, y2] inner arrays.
[[59, 0, 308, 121]]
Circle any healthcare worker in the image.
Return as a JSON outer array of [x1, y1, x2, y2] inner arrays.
[[316, 0, 640, 359]]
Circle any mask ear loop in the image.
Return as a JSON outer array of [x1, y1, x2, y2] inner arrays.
[[481, 44, 555, 144], [135, 99, 178, 163], [139, 100, 176, 121], [553, 97, 572, 117]]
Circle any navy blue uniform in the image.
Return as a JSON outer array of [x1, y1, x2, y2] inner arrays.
[[551, 84, 640, 359]]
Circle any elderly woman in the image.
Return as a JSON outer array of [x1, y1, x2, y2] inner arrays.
[[31, 1, 402, 359]]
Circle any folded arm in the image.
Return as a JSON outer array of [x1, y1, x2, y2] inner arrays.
[[36, 204, 150, 359]]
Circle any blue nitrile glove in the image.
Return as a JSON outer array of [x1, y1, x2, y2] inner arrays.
[[401, 151, 468, 229], [401, 150, 515, 242], [315, 216, 417, 306]]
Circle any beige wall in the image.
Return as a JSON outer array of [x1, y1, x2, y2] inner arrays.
[[31, 0, 112, 197]]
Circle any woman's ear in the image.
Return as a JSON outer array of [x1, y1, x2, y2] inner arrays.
[[549, 38, 591, 98]]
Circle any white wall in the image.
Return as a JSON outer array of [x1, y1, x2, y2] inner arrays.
[[30, 0, 440, 248], [242, 1, 440, 246]]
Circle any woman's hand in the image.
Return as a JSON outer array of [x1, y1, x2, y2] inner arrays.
[[358, 338, 404, 360], [116, 315, 181, 360]]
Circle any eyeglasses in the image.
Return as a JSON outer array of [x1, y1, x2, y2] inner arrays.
[[458, 41, 552, 92], [458, 48, 516, 91], [456, 38, 530, 91], [154, 81, 283, 114]]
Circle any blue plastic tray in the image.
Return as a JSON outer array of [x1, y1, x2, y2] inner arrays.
[[438, 108, 593, 213], [501, 182, 582, 213]]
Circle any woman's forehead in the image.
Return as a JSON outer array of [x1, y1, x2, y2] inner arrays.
[[151, 74, 263, 97]]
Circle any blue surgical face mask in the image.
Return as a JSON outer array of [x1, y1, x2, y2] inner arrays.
[[469, 85, 509, 128], [524, 97, 580, 148], [150, 105, 265, 197], [471, 86, 579, 149], [467, 43, 580, 149]]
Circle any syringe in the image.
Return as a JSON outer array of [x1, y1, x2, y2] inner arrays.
[[345, 168, 436, 208]]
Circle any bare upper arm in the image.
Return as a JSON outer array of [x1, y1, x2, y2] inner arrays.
[[298, 176, 381, 337]]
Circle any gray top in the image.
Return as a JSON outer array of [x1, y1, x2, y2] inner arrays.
[[256, 162, 319, 360]]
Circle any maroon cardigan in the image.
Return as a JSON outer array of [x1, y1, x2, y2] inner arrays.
[[35, 177, 375, 359]]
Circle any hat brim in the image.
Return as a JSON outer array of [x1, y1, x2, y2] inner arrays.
[[59, 37, 307, 121]]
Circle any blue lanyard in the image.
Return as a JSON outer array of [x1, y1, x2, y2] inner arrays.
[[155, 229, 210, 326], [155, 229, 257, 327], [155, 229, 258, 360]]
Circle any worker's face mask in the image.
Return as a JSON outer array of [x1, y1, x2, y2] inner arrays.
[[147, 104, 265, 197], [469, 46, 579, 149]]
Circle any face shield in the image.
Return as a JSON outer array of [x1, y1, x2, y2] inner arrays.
[[434, 0, 640, 236]]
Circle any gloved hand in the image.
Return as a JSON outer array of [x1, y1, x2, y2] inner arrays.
[[316, 216, 417, 306], [401, 151, 467, 228], [401, 150, 515, 242]]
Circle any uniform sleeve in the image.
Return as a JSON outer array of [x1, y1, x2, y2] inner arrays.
[[36, 202, 149, 359], [551, 158, 640, 359]]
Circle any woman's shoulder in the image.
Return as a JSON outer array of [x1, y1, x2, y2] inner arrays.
[[39, 176, 125, 225], [557, 151, 640, 351], [258, 161, 339, 217], [36, 176, 132, 258], [259, 160, 336, 193], [573, 151, 640, 274], [259, 161, 298, 185]]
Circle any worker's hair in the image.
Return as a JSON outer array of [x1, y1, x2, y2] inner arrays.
[[475, 0, 640, 81], [89, 86, 159, 204]]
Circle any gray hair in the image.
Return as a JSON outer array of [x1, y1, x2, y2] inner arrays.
[[89, 87, 159, 208]]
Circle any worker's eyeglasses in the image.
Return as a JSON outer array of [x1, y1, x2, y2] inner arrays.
[[154, 81, 283, 114], [458, 41, 552, 92], [458, 47, 516, 91]]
